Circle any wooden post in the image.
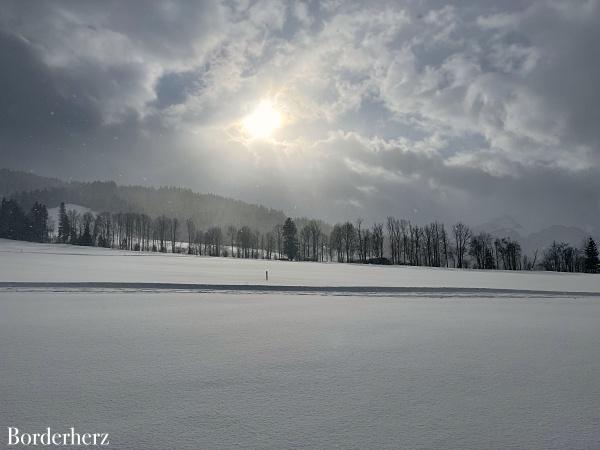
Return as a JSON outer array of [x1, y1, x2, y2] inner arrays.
[[265, 270, 268, 281]]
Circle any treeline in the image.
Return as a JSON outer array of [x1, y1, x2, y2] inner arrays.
[[1, 197, 599, 274], [291, 218, 526, 270], [54, 203, 283, 258], [282, 217, 598, 273], [13, 181, 285, 234], [540, 240, 599, 273], [0, 198, 49, 243]]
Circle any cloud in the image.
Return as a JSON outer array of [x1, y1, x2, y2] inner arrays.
[[0, 0, 599, 232]]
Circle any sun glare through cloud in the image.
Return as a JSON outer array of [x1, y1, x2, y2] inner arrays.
[[242, 99, 282, 140]]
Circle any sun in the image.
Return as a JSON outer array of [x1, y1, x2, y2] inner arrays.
[[242, 99, 282, 140]]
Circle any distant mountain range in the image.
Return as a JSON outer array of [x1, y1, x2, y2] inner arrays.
[[475, 215, 593, 255], [1, 169, 286, 233], [475, 215, 524, 243]]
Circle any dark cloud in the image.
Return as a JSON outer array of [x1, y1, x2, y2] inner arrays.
[[153, 71, 199, 110], [0, 31, 97, 137]]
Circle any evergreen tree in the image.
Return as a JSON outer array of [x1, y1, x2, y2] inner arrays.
[[67, 209, 80, 245], [282, 217, 298, 261], [0, 198, 27, 240], [584, 237, 599, 273], [0, 198, 8, 238], [58, 202, 70, 243], [484, 248, 495, 270], [79, 221, 93, 246], [29, 202, 48, 242]]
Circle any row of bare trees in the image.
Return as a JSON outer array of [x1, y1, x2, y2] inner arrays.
[[53, 207, 530, 269], [385, 219, 451, 267], [64, 209, 272, 258], [50, 202, 599, 272], [541, 241, 588, 272], [329, 219, 529, 271]]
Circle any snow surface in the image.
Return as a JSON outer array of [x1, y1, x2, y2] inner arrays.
[[2, 292, 600, 449], [2, 239, 600, 449], [1, 239, 598, 293]]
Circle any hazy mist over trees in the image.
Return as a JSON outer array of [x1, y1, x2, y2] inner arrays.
[[1, 169, 599, 274], [3, 195, 599, 274], [5, 170, 285, 234]]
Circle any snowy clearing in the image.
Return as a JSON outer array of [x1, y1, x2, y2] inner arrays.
[[1, 238, 599, 295]]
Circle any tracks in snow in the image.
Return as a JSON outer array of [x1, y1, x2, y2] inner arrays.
[[0, 282, 598, 298]]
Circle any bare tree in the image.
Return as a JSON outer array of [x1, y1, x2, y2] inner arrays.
[[440, 223, 449, 267], [273, 224, 283, 259], [386, 217, 402, 264], [356, 218, 365, 262], [186, 218, 195, 254], [452, 222, 471, 268], [341, 222, 356, 263], [171, 218, 179, 253], [469, 232, 494, 269], [372, 223, 384, 259], [227, 225, 237, 257], [330, 224, 343, 262], [308, 220, 321, 262]]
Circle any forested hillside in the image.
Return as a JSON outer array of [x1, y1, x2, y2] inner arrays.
[[5, 169, 286, 233], [0, 169, 65, 197]]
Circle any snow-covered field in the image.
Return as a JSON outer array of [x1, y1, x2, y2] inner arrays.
[[1, 238, 600, 449], [1, 238, 599, 294], [2, 292, 600, 449]]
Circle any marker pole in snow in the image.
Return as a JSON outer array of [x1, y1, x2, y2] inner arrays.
[[266, 270, 268, 281]]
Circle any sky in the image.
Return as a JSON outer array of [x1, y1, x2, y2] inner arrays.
[[1, 0, 599, 232]]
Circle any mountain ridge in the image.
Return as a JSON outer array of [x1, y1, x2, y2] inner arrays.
[[475, 215, 595, 256], [2, 169, 286, 233]]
